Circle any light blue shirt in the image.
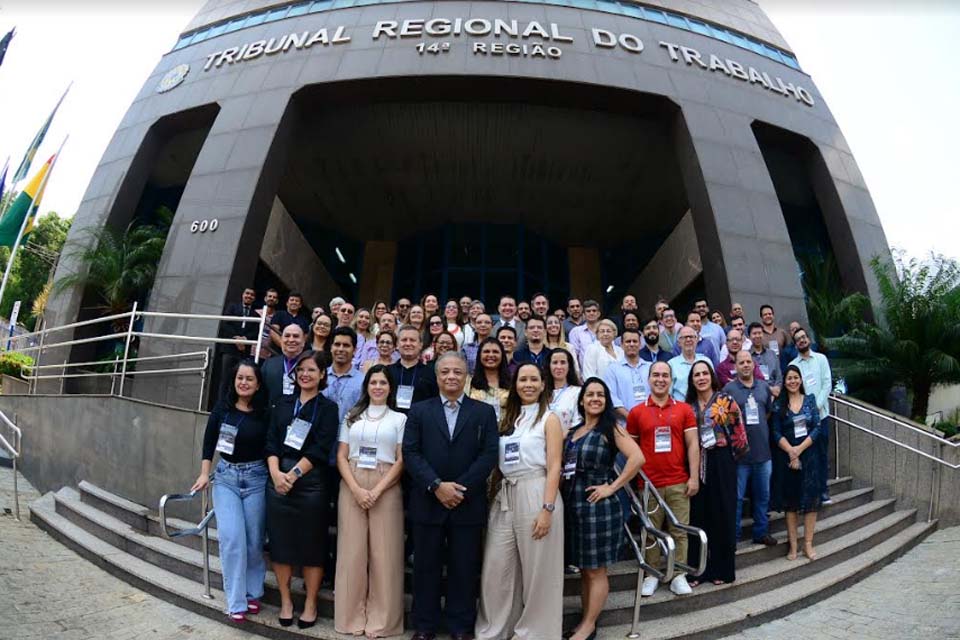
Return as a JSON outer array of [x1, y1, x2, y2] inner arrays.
[[603, 358, 652, 414], [442, 393, 465, 438], [790, 351, 832, 419], [700, 320, 726, 355], [667, 353, 713, 402], [324, 365, 364, 423], [568, 324, 597, 369]]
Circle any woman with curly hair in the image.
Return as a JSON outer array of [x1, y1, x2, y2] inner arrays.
[[685, 360, 748, 586]]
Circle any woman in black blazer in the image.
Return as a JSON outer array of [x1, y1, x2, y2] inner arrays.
[[265, 350, 339, 629]]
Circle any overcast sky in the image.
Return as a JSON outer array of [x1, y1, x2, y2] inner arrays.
[[0, 0, 957, 260]]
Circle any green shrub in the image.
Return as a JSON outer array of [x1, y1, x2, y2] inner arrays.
[[932, 421, 959, 439], [0, 351, 34, 379]]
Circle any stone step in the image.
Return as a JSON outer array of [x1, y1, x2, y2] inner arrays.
[[31, 489, 937, 640], [562, 507, 919, 627], [739, 486, 873, 540], [597, 518, 937, 639]]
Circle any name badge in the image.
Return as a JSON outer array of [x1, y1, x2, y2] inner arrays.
[[699, 421, 717, 449], [805, 376, 817, 389], [768, 340, 780, 356], [759, 364, 770, 380], [358, 445, 378, 469], [793, 414, 808, 439], [654, 426, 672, 453], [282, 374, 295, 396], [396, 385, 414, 409], [745, 396, 760, 425], [503, 441, 521, 465], [284, 417, 313, 450], [632, 383, 647, 403], [563, 446, 577, 479], [216, 423, 238, 455]]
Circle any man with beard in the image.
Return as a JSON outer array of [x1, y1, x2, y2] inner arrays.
[[638, 318, 671, 363]]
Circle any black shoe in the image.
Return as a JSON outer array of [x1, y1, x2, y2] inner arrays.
[[753, 534, 778, 546], [278, 615, 293, 627], [297, 615, 317, 629]]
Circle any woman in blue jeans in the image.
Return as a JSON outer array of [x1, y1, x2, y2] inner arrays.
[[192, 360, 270, 623]]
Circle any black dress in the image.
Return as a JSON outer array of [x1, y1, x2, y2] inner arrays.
[[688, 392, 747, 584], [265, 393, 339, 567], [771, 394, 822, 514]]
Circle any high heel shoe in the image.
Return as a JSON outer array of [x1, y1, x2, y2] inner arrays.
[[297, 615, 317, 629], [278, 615, 294, 627]]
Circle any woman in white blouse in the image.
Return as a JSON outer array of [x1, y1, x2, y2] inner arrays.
[[545, 348, 582, 435], [582, 319, 624, 380], [335, 364, 406, 638], [476, 363, 565, 640]]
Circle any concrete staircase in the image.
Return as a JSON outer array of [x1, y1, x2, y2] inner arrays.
[[29, 476, 936, 640]]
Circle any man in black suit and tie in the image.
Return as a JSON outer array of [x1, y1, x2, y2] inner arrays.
[[402, 351, 498, 640], [261, 323, 306, 405], [216, 288, 260, 397]]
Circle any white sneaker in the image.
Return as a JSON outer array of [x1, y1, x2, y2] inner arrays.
[[670, 574, 693, 595], [641, 576, 659, 597]]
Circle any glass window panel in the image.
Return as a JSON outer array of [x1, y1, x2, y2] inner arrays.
[[687, 19, 711, 37], [665, 13, 689, 30], [596, 0, 622, 14], [309, 0, 333, 13], [287, 3, 310, 17], [486, 226, 520, 269], [243, 12, 268, 27], [266, 7, 290, 21], [570, 0, 598, 9], [642, 8, 668, 24], [708, 26, 732, 43], [485, 271, 519, 305], [332, 0, 357, 7], [173, 35, 191, 50], [449, 224, 483, 268], [207, 22, 228, 38], [619, 3, 644, 19], [223, 18, 246, 33], [782, 54, 801, 70]]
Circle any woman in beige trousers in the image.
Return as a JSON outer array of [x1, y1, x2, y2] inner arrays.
[[476, 363, 565, 640], [335, 364, 406, 638]]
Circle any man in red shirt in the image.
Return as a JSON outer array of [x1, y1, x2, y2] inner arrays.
[[626, 360, 700, 597]]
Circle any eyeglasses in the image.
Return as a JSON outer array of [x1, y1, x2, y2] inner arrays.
[[429, 320, 443, 326], [316, 321, 331, 328], [341, 309, 355, 315]]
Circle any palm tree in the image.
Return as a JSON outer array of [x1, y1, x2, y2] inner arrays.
[[54, 210, 171, 327], [797, 253, 870, 341], [828, 252, 960, 420]]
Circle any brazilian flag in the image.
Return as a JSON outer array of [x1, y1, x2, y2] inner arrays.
[[0, 155, 54, 246]]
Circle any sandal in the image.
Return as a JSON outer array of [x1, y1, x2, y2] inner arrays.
[[712, 579, 725, 586], [688, 580, 701, 588]]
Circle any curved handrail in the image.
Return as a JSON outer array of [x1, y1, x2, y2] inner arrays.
[[831, 394, 960, 449], [158, 482, 215, 599], [636, 468, 708, 579]]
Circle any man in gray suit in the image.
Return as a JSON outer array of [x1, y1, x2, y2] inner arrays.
[[492, 295, 526, 349]]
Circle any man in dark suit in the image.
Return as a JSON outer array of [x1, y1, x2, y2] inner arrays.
[[402, 351, 498, 640], [214, 288, 262, 399], [261, 323, 306, 405]]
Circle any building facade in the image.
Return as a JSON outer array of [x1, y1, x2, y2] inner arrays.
[[45, 0, 890, 406]]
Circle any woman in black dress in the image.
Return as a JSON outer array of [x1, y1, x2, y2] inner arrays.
[[771, 365, 822, 561], [265, 350, 339, 629], [685, 360, 748, 586], [563, 378, 644, 640]]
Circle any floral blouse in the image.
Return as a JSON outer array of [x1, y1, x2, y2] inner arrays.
[[693, 391, 749, 482]]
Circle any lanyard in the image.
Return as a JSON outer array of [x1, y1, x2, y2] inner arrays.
[[227, 410, 247, 431], [293, 396, 320, 424], [283, 357, 297, 376], [399, 365, 419, 388]]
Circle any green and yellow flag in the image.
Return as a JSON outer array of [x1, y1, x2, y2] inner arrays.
[[0, 154, 54, 246]]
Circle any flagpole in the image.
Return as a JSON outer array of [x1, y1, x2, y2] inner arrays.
[[0, 135, 68, 322]]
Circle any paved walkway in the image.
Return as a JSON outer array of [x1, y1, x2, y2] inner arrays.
[[1, 466, 958, 639]]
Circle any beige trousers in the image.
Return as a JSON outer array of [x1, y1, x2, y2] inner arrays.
[[334, 461, 405, 637], [475, 471, 564, 640], [643, 482, 691, 571]]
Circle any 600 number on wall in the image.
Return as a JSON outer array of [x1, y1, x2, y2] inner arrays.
[[190, 219, 219, 233]]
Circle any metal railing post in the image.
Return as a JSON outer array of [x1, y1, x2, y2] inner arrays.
[[11, 413, 19, 521], [254, 305, 267, 364], [201, 485, 213, 599], [197, 348, 208, 412], [117, 303, 138, 398], [31, 319, 45, 395], [109, 357, 119, 396]]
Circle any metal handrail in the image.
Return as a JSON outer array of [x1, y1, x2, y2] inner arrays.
[[0, 409, 22, 521], [831, 394, 960, 448], [615, 462, 681, 640], [159, 483, 215, 600], [637, 468, 708, 578], [7, 306, 268, 412]]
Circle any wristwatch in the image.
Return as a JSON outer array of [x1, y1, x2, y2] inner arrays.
[[542, 503, 556, 513], [428, 478, 442, 493], [292, 466, 303, 479]]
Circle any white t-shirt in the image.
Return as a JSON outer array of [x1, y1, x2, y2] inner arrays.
[[338, 407, 407, 464], [550, 386, 582, 435]]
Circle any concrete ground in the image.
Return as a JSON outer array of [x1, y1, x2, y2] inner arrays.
[[1, 466, 957, 640]]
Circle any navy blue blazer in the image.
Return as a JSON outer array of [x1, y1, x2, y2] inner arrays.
[[402, 395, 499, 526]]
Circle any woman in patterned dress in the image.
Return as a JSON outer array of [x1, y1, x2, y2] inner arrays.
[[685, 360, 748, 585], [563, 377, 644, 640], [771, 365, 823, 561]]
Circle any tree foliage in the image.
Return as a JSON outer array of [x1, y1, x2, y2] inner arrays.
[[0, 212, 71, 330], [827, 252, 960, 420], [798, 253, 870, 341], [53, 208, 171, 318]]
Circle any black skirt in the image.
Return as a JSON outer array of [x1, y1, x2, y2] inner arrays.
[[688, 445, 738, 583], [266, 456, 329, 567]]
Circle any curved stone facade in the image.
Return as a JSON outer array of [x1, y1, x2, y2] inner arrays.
[[46, 0, 890, 406]]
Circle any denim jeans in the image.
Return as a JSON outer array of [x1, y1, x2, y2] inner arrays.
[[212, 459, 268, 614], [735, 460, 772, 541]]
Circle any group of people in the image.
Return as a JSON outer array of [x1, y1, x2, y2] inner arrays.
[[199, 290, 833, 639]]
